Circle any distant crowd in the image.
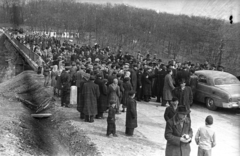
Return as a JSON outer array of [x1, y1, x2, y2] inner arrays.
[[10, 28, 217, 156]]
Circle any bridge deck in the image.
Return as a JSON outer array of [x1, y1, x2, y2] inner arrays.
[[3, 31, 39, 72]]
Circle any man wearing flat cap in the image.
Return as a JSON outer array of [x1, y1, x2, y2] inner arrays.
[[165, 105, 193, 156], [82, 75, 100, 123]]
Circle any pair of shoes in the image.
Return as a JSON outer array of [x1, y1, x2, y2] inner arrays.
[[89, 120, 94, 123], [106, 134, 110, 137], [113, 134, 118, 137]]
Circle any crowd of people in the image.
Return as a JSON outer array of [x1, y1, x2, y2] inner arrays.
[[13, 30, 218, 156]]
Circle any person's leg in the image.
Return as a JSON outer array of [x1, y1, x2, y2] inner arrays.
[[80, 113, 85, 119], [127, 128, 134, 136], [112, 123, 117, 137], [197, 147, 204, 156], [125, 127, 129, 135], [61, 90, 66, 107], [65, 89, 70, 107], [205, 149, 212, 156], [85, 115, 89, 122], [162, 99, 167, 106], [121, 105, 126, 112], [89, 115, 94, 123], [106, 123, 111, 136]]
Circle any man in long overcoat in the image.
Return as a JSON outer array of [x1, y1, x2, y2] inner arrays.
[[165, 106, 193, 156], [94, 74, 105, 119], [156, 65, 167, 103], [77, 73, 90, 119], [163, 68, 175, 106], [125, 90, 137, 136], [82, 75, 100, 123], [60, 63, 72, 107], [136, 68, 143, 101], [142, 68, 152, 102], [130, 65, 138, 92]]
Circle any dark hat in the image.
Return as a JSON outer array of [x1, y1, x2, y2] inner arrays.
[[123, 77, 130, 82], [133, 64, 138, 68], [102, 79, 108, 84], [109, 100, 116, 105], [205, 115, 213, 125], [172, 97, 178, 102], [176, 106, 190, 115], [65, 62, 72, 69], [96, 73, 102, 78], [90, 75, 96, 80], [128, 90, 136, 96], [117, 73, 122, 77]]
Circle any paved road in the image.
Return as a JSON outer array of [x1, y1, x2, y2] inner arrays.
[[135, 99, 240, 156]]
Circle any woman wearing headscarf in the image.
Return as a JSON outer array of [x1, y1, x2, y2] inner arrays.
[[108, 78, 121, 114]]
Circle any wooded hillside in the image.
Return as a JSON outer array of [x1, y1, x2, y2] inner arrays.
[[0, 0, 240, 75]]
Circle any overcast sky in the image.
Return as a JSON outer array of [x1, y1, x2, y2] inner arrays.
[[77, 0, 240, 23]]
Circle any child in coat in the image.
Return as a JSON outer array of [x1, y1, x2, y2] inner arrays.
[[106, 100, 118, 137]]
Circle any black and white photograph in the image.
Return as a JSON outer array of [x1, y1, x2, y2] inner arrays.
[[0, 0, 239, 156]]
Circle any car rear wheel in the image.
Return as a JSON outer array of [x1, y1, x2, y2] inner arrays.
[[206, 98, 217, 111]]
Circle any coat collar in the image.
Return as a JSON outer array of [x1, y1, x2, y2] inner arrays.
[[172, 114, 190, 135]]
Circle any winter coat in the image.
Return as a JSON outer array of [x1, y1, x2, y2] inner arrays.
[[130, 69, 137, 91], [164, 106, 177, 122], [108, 84, 120, 106], [173, 86, 193, 111], [76, 70, 84, 87], [98, 80, 109, 113], [189, 74, 198, 96], [142, 72, 152, 96], [118, 79, 124, 102], [165, 115, 193, 156], [122, 80, 133, 107], [156, 70, 167, 96], [77, 79, 87, 113], [82, 81, 100, 116], [163, 74, 175, 101], [126, 97, 137, 128], [60, 70, 71, 91]]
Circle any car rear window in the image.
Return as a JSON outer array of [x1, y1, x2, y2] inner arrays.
[[214, 77, 240, 85]]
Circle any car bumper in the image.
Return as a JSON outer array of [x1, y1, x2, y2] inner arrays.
[[222, 102, 240, 108]]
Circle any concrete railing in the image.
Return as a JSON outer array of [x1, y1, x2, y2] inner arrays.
[[3, 30, 39, 72]]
